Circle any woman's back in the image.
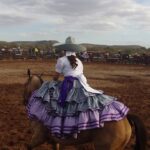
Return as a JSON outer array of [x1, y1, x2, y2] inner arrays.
[[55, 56, 83, 77]]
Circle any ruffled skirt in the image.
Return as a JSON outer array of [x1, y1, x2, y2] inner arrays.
[[27, 80, 129, 138]]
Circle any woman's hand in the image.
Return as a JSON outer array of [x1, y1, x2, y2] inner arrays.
[[53, 72, 60, 81]]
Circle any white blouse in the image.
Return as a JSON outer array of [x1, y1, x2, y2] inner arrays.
[[55, 56, 83, 77], [55, 56, 103, 94]]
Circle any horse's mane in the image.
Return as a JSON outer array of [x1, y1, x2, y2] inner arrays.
[[23, 75, 43, 105]]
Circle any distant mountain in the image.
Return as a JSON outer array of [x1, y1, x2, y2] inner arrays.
[[11, 40, 58, 45], [110, 45, 145, 50], [81, 43, 148, 54], [81, 43, 107, 48], [81, 43, 144, 49], [0, 40, 58, 50], [0, 40, 149, 54], [0, 41, 7, 45]]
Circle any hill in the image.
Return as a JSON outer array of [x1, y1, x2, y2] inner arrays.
[[0, 40, 58, 50], [0, 40, 149, 54], [81, 43, 148, 54]]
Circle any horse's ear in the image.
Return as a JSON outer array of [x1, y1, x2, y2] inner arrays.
[[39, 72, 43, 77], [27, 69, 31, 78]]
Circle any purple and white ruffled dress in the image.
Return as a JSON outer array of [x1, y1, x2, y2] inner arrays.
[[27, 76, 129, 138]]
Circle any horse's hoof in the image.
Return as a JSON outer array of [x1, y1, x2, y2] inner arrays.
[[25, 144, 32, 150]]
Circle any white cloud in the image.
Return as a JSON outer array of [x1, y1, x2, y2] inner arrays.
[[0, 0, 150, 39], [19, 31, 49, 38]]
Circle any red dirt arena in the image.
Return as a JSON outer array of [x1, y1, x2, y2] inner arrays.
[[0, 60, 149, 150]]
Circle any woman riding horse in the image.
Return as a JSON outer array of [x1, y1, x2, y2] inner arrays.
[[24, 37, 146, 150]]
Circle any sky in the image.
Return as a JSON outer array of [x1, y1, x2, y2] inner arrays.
[[0, 0, 150, 47]]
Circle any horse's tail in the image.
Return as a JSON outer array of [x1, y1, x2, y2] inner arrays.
[[127, 114, 147, 150]]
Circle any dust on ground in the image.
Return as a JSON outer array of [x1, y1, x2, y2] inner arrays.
[[0, 60, 149, 150]]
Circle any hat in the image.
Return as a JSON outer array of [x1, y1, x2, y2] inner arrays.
[[54, 36, 86, 53]]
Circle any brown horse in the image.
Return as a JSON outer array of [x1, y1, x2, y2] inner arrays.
[[23, 70, 147, 150]]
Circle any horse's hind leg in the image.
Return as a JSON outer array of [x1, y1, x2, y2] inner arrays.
[[54, 143, 60, 150], [27, 120, 48, 149], [78, 143, 95, 150], [47, 141, 60, 150]]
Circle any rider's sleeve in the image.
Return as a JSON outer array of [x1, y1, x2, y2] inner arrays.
[[55, 58, 64, 73]]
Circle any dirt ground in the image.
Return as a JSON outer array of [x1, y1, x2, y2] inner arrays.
[[0, 60, 149, 150]]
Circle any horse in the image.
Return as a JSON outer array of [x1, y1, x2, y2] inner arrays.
[[23, 69, 147, 150]]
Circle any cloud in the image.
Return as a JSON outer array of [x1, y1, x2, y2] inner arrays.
[[0, 1, 35, 26], [0, 0, 150, 31], [19, 31, 50, 38], [0, 14, 34, 26]]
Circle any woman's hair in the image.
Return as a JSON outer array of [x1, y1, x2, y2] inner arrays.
[[67, 55, 78, 69]]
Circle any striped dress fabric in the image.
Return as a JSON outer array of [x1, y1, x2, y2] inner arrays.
[[27, 80, 129, 138]]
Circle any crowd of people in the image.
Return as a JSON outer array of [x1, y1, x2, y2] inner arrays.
[[79, 51, 150, 65], [0, 46, 150, 65]]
